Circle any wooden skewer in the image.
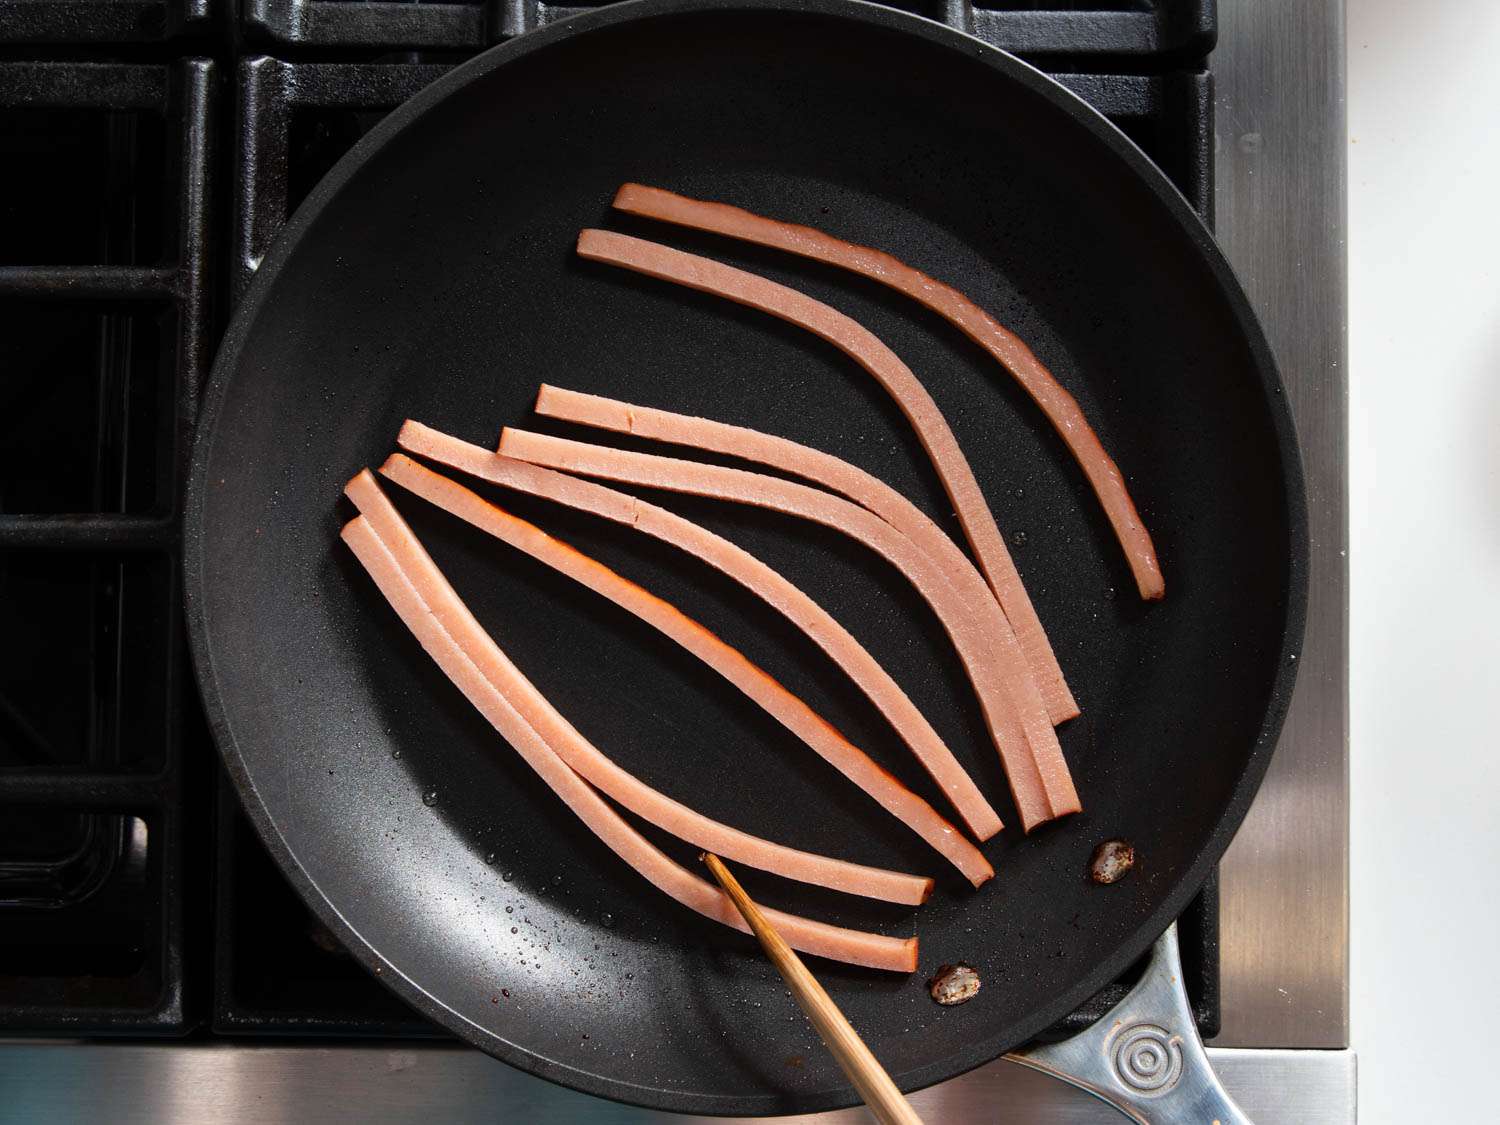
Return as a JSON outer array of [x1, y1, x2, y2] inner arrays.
[[702, 853, 925, 1125]]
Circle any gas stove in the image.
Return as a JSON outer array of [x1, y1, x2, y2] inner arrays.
[[0, 0, 1350, 1119]]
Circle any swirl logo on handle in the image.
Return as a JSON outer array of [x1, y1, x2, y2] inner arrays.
[[1111, 1022, 1184, 1095]]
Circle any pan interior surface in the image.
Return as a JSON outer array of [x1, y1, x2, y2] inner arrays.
[[188, 2, 1303, 1114]]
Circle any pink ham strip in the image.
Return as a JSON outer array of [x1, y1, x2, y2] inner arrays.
[[611, 183, 1164, 603], [398, 420, 1004, 842], [575, 227, 1079, 726], [537, 384, 1079, 752], [347, 469, 934, 905], [498, 428, 1079, 830], [340, 513, 917, 972], [380, 455, 987, 886]]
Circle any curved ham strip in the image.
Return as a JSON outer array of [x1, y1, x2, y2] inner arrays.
[[575, 227, 1079, 725], [397, 420, 1004, 842], [346, 469, 934, 904], [497, 428, 1078, 830], [340, 512, 917, 971], [532, 389, 1013, 645], [377, 455, 987, 887], [536, 384, 1075, 743], [611, 183, 1164, 603]]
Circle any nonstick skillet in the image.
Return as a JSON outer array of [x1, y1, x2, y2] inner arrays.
[[185, 0, 1307, 1115]]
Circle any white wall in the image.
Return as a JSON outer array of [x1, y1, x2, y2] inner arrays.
[[1348, 2, 1500, 1121]]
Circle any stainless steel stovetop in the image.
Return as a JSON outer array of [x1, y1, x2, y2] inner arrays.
[[0, 0, 1349, 1120]]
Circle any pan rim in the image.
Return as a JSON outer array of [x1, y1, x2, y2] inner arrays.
[[184, 0, 1310, 1113]]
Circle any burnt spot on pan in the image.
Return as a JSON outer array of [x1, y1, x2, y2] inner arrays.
[[1089, 839, 1136, 885], [928, 963, 981, 1006]]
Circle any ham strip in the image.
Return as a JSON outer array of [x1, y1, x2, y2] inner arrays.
[[611, 183, 1164, 602], [380, 455, 989, 885], [535, 384, 1075, 747], [498, 428, 1079, 830], [346, 469, 934, 905], [575, 227, 1079, 725], [397, 420, 1004, 842], [340, 513, 916, 972]]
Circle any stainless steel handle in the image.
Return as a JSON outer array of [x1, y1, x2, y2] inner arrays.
[[1006, 924, 1251, 1124]]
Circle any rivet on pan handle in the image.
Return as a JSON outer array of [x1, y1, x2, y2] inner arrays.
[[1007, 924, 1252, 1125]]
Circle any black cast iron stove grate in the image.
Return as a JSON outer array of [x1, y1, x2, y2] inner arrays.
[[0, 0, 1220, 1047], [0, 57, 214, 1032], [236, 0, 1212, 65]]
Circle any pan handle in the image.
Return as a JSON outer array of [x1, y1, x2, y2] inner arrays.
[[1005, 924, 1251, 1124]]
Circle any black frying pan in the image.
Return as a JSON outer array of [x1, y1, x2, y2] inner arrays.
[[185, 0, 1307, 1114]]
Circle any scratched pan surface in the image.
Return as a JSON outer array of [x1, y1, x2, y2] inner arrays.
[[185, 0, 1306, 1114]]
